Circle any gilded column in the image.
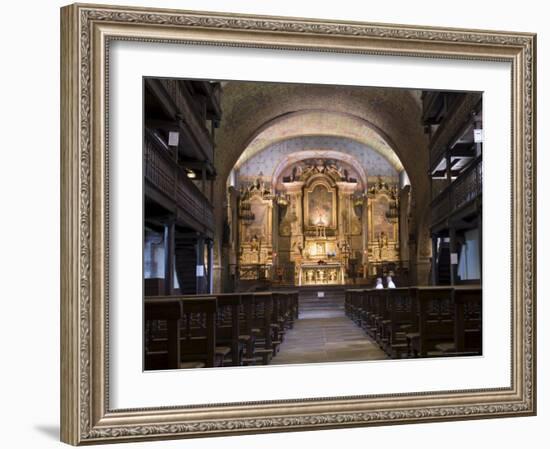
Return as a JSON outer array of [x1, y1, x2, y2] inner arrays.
[[336, 182, 357, 283], [336, 181, 357, 239], [362, 194, 369, 275], [283, 181, 305, 259]]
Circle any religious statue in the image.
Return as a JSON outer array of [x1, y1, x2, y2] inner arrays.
[[315, 159, 325, 173], [250, 234, 260, 252], [291, 165, 303, 181], [377, 232, 388, 258]]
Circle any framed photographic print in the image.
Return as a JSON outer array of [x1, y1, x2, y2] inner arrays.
[[60, 3, 536, 445]]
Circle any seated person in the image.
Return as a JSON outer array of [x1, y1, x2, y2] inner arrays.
[[386, 275, 396, 288]]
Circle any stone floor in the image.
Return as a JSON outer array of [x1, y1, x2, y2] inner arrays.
[[271, 289, 388, 365]]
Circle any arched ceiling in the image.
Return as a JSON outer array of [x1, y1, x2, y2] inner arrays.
[[233, 110, 404, 173], [234, 137, 400, 191], [214, 82, 427, 191]]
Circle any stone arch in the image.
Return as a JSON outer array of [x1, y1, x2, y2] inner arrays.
[[212, 81, 430, 290], [269, 149, 369, 190]]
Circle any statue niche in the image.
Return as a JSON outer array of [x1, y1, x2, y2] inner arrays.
[[366, 178, 400, 272], [238, 180, 273, 278]]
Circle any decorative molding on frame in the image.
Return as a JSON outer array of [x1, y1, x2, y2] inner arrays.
[[60, 3, 536, 445]]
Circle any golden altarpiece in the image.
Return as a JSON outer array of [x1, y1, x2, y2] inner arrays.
[[235, 159, 400, 285]]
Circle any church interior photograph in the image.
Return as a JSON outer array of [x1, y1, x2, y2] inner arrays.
[[143, 77, 483, 370]]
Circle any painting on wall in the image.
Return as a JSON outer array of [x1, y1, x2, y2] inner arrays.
[[371, 195, 396, 242], [307, 183, 335, 227], [245, 198, 268, 242]]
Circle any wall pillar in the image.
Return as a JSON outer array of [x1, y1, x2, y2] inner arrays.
[[431, 235, 438, 285], [207, 239, 214, 293], [283, 181, 304, 258], [163, 220, 175, 295], [398, 185, 411, 268], [272, 197, 279, 279], [361, 194, 369, 276], [196, 234, 206, 294], [449, 227, 457, 286]]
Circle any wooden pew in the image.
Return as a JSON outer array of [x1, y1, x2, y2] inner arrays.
[[144, 289, 306, 368], [271, 292, 286, 352], [359, 289, 374, 335], [179, 296, 218, 367], [369, 289, 388, 343], [362, 289, 376, 338], [282, 290, 299, 325], [249, 292, 275, 365], [239, 293, 257, 364], [188, 293, 242, 366], [347, 288, 369, 332], [376, 290, 392, 348], [214, 293, 243, 366], [289, 290, 300, 321], [380, 288, 416, 358], [344, 290, 352, 318], [347, 286, 482, 361], [435, 286, 482, 356], [347, 289, 363, 325], [345, 289, 354, 320], [144, 298, 182, 370], [408, 287, 454, 357], [144, 296, 218, 369]]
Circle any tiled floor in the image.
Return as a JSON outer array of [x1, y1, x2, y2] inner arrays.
[[271, 290, 388, 365]]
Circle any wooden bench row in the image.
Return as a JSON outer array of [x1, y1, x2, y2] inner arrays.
[[144, 291, 299, 370], [345, 286, 482, 358]]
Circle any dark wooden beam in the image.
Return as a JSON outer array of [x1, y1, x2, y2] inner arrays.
[[450, 142, 476, 157]]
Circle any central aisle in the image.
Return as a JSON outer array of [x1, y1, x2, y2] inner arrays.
[[271, 289, 388, 365]]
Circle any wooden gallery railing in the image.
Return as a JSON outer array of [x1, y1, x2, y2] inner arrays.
[[144, 133, 214, 234], [430, 156, 482, 226], [144, 291, 299, 370], [345, 286, 482, 358]]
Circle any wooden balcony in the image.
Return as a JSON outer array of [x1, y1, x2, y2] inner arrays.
[[146, 78, 215, 164], [422, 91, 463, 126], [429, 93, 482, 171], [430, 156, 482, 229], [144, 134, 214, 236], [190, 80, 222, 120]]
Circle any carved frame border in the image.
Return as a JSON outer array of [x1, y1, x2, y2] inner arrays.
[[60, 3, 536, 445]]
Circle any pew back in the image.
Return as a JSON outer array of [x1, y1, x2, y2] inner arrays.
[[454, 286, 482, 354], [144, 296, 218, 369], [413, 287, 454, 357], [144, 298, 182, 370]]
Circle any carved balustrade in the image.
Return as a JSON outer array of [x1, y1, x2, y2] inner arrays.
[[144, 134, 214, 233], [430, 156, 482, 226]]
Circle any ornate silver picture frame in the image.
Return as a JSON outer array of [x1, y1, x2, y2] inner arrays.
[[60, 3, 536, 445]]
